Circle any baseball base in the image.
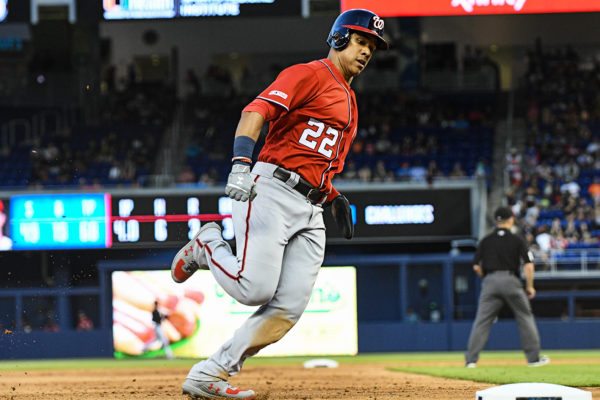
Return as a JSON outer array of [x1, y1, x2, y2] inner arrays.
[[476, 382, 592, 400], [302, 359, 339, 368]]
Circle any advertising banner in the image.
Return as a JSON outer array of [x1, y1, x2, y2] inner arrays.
[[341, 0, 600, 16], [112, 267, 357, 358]]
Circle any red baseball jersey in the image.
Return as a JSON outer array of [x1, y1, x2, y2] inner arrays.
[[243, 58, 358, 202]]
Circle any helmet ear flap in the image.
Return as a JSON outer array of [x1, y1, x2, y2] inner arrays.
[[333, 32, 344, 48], [328, 29, 350, 50]]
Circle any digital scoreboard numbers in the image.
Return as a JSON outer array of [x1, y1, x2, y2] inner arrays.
[[9, 194, 112, 250], [110, 194, 232, 247]]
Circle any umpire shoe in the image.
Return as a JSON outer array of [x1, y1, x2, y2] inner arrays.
[[182, 378, 256, 399], [171, 222, 222, 283], [528, 355, 550, 367]]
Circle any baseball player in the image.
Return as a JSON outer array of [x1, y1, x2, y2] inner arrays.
[[171, 8, 388, 399], [151, 300, 174, 360], [465, 206, 549, 368]]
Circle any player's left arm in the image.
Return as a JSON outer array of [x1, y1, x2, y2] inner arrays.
[[473, 241, 484, 277], [326, 188, 353, 240], [473, 264, 484, 278]]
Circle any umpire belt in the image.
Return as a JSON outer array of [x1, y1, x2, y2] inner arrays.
[[273, 167, 325, 205], [485, 270, 518, 277]]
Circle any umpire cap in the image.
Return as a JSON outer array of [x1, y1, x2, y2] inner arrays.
[[494, 206, 513, 222]]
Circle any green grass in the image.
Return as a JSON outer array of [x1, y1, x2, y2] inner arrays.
[[391, 364, 600, 387], [2, 350, 600, 388], [389, 350, 600, 387]]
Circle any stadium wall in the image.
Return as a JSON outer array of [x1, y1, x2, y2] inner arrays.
[[3, 252, 600, 359]]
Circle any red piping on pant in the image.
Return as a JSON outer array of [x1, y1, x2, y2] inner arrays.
[[204, 243, 240, 281], [240, 176, 258, 276], [203, 176, 258, 281]]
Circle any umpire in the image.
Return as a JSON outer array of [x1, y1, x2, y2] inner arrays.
[[465, 206, 549, 367]]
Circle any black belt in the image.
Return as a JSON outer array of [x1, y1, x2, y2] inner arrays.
[[486, 270, 517, 277], [272, 167, 325, 204]]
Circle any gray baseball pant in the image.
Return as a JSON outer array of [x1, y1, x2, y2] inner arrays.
[[188, 162, 326, 381], [465, 271, 541, 364]]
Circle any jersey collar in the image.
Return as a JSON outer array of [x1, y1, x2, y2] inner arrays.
[[321, 58, 352, 91]]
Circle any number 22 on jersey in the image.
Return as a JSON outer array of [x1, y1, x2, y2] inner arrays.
[[298, 117, 340, 158]]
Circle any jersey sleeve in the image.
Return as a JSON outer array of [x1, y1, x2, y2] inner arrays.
[[244, 64, 319, 121], [242, 98, 280, 122], [519, 238, 534, 263]]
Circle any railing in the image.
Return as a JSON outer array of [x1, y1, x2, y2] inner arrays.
[[533, 249, 600, 278]]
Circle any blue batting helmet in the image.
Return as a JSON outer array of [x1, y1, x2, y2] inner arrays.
[[327, 9, 388, 51]]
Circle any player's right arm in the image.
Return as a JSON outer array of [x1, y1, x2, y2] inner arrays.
[[234, 111, 264, 142], [524, 262, 535, 299], [225, 64, 318, 202], [519, 238, 536, 299], [225, 112, 265, 202]]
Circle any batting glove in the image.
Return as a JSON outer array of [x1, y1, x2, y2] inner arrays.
[[225, 164, 257, 202]]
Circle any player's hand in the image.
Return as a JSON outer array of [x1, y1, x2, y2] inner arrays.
[[526, 286, 536, 299], [331, 194, 353, 240], [225, 164, 257, 202]]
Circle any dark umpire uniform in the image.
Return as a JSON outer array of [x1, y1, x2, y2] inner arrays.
[[465, 206, 548, 367]]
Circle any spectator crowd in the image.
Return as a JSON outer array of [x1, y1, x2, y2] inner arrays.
[[179, 90, 495, 187], [506, 41, 600, 256], [0, 70, 175, 189]]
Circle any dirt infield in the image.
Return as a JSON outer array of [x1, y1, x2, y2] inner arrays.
[[1, 362, 599, 399]]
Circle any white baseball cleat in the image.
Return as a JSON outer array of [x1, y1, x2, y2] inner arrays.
[[465, 362, 476, 368], [527, 355, 550, 367], [182, 378, 256, 399], [171, 222, 222, 283]]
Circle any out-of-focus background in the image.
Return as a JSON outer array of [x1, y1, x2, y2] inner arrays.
[[1, 0, 600, 360]]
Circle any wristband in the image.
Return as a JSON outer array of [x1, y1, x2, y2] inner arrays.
[[233, 135, 256, 165], [232, 156, 252, 165]]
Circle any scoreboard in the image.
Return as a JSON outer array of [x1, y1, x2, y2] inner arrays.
[[7, 192, 234, 250], [10, 193, 112, 250], [2, 184, 477, 250], [110, 193, 235, 247]]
